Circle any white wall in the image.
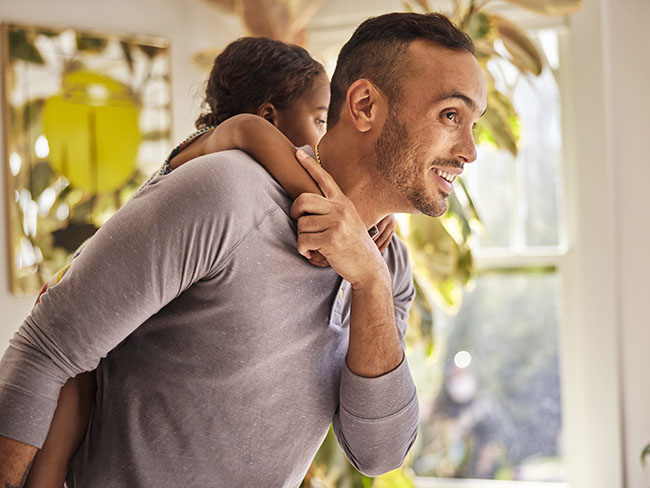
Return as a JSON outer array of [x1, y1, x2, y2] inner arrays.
[[604, 0, 650, 486], [562, 0, 650, 486], [560, 1, 623, 486]]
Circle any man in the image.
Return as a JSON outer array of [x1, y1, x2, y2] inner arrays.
[[0, 12, 486, 487]]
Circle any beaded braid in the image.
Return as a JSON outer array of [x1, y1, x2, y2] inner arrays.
[[160, 125, 218, 176]]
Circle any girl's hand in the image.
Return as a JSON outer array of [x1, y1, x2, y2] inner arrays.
[[372, 215, 396, 253]]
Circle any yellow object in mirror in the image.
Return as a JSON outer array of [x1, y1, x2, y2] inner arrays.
[[43, 70, 140, 193]]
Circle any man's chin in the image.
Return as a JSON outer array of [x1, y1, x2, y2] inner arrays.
[[414, 198, 447, 218]]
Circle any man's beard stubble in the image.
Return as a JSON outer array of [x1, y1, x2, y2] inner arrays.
[[374, 109, 450, 218]]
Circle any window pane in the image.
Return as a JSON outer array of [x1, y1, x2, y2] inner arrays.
[[409, 271, 564, 482], [465, 147, 516, 249], [514, 68, 563, 247], [464, 31, 563, 251]]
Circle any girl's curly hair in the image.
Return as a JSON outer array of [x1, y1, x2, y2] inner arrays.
[[196, 37, 326, 129]]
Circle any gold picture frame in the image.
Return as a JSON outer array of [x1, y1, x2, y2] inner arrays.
[[1, 23, 171, 295]]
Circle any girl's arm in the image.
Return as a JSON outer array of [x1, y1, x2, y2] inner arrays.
[[24, 372, 96, 488], [170, 114, 396, 258], [170, 114, 322, 199]]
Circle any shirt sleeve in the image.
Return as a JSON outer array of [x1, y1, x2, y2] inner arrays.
[[332, 237, 419, 476], [0, 155, 251, 448]]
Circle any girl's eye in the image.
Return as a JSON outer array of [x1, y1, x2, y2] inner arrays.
[[316, 119, 326, 126]]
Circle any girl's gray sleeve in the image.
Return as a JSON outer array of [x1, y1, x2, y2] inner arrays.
[[0, 159, 235, 448], [332, 238, 419, 476]]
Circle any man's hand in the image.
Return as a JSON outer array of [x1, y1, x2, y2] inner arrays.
[[290, 150, 389, 288], [0, 435, 36, 487], [291, 149, 402, 377], [304, 214, 395, 267]]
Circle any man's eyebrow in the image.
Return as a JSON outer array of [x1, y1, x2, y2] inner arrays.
[[434, 91, 486, 116]]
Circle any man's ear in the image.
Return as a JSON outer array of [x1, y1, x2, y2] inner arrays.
[[345, 79, 386, 133], [257, 103, 278, 126]]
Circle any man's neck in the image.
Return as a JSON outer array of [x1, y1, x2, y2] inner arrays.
[[317, 132, 389, 229]]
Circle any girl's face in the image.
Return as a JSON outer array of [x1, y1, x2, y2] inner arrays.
[[274, 74, 330, 148]]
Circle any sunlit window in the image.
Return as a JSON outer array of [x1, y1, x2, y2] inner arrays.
[[410, 29, 567, 486]]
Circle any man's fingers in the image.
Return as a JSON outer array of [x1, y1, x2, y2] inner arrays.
[[296, 231, 327, 259], [307, 251, 330, 268], [297, 215, 328, 235], [296, 149, 343, 200], [290, 193, 330, 220]]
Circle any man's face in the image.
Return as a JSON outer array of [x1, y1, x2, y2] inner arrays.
[[375, 40, 487, 217]]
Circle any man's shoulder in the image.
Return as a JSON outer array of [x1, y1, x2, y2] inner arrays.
[[177, 150, 280, 189], [145, 150, 289, 211], [385, 234, 410, 268], [384, 234, 413, 284]]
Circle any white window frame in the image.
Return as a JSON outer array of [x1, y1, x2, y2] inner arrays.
[[414, 477, 568, 488]]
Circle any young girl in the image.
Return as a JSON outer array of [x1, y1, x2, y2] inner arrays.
[[25, 37, 395, 487]]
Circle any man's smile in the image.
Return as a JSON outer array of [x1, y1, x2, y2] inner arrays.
[[432, 167, 458, 184]]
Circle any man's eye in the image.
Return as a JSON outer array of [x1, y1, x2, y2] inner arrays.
[[444, 112, 457, 122]]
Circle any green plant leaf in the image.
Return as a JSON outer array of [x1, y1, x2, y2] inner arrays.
[[8, 29, 44, 64], [402, 1, 416, 13], [13, 98, 45, 130], [642, 443, 650, 468], [476, 111, 517, 156], [456, 177, 482, 225], [241, 0, 290, 39], [120, 41, 134, 72], [30, 162, 55, 198], [373, 467, 415, 487], [466, 11, 492, 40], [406, 281, 435, 355], [201, 0, 239, 14], [503, 0, 582, 16], [488, 14, 543, 75], [473, 39, 497, 65], [412, 0, 431, 11], [477, 86, 520, 156], [138, 44, 163, 59], [76, 35, 107, 53], [446, 191, 472, 242]]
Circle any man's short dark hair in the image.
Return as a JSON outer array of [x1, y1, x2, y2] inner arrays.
[[328, 12, 475, 127]]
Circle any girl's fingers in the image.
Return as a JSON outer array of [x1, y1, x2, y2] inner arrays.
[[371, 214, 395, 250], [377, 235, 392, 253], [375, 227, 393, 252]]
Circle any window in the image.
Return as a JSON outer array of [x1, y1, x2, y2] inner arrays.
[[409, 29, 568, 486]]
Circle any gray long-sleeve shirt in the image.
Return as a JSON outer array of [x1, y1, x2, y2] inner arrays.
[[0, 150, 418, 487]]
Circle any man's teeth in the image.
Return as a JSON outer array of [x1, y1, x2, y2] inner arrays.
[[433, 168, 456, 183]]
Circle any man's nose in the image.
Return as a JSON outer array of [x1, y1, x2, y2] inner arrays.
[[453, 125, 477, 164]]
